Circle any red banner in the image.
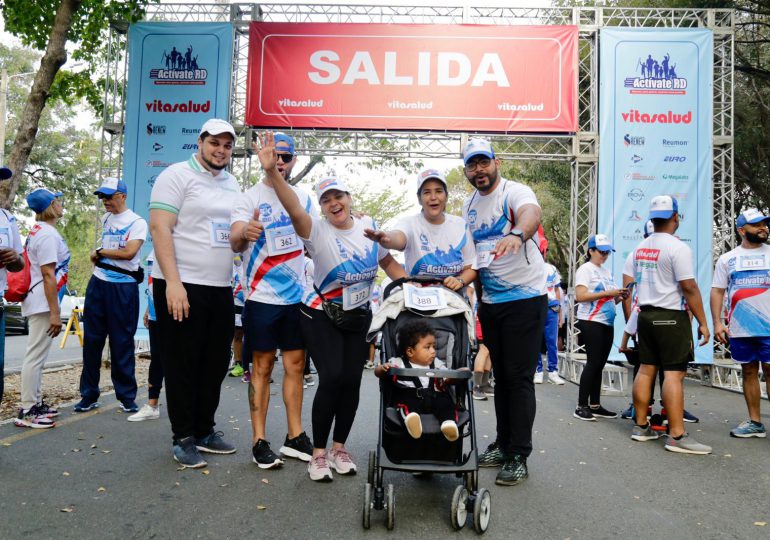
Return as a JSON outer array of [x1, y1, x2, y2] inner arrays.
[[246, 23, 577, 133]]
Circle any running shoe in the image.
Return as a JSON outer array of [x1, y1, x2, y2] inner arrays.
[[303, 374, 315, 386], [173, 436, 207, 468], [472, 386, 488, 401], [308, 452, 333, 482], [252, 439, 284, 469], [573, 406, 596, 421], [73, 398, 100, 412], [478, 441, 505, 467], [547, 371, 566, 385], [495, 454, 528, 486], [328, 447, 357, 475], [128, 403, 160, 422], [683, 409, 700, 423], [36, 400, 59, 418], [120, 400, 139, 413], [195, 431, 236, 454], [229, 363, 244, 378], [241, 370, 251, 383], [441, 420, 460, 442], [730, 420, 767, 438], [534, 371, 544, 384], [14, 406, 55, 429], [620, 404, 635, 420], [664, 433, 712, 455], [589, 405, 618, 419], [631, 423, 660, 442], [479, 383, 495, 397], [364, 360, 375, 370], [280, 432, 313, 461]]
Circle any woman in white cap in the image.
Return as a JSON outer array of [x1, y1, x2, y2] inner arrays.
[[573, 233, 627, 422], [15, 189, 70, 429], [254, 131, 405, 482]]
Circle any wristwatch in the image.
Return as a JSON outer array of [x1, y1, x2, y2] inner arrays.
[[508, 228, 525, 242]]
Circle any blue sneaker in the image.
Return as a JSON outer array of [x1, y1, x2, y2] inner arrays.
[[173, 436, 208, 468], [73, 398, 100, 412], [683, 409, 699, 423], [730, 420, 767, 438], [119, 401, 139, 413], [620, 404, 635, 420], [195, 431, 236, 454]]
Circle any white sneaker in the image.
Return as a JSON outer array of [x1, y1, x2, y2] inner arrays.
[[308, 452, 333, 481], [534, 372, 544, 384], [441, 420, 459, 442], [547, 371, 566, 385], [127, 403, 160, 422], [328, 447, 357, 475], [403, 412, 423, 439]]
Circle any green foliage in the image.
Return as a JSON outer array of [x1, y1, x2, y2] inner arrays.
[[349, 181, 413, 228], [59, 208, 98, 294]]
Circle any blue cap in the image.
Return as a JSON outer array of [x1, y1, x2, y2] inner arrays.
[[736, 208, 770, 228], [587, 233, 615, 252], [0, 167, 12, 180], [643, 220, 655, 238], [274, 132, 295, 155], [462, 138, 495, 164], [94, 177, 128, 196], [648, 195, 679, 220], [26, 188, 62, 213]]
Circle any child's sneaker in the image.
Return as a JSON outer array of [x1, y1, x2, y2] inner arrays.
[[441, 420, 459, 442], [14, 406, 55, 429], [403, 412, 422, 439]]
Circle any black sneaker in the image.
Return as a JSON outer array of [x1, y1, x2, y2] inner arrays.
[[36, 401, 59, 418], [589, 405, 618, 419], [573, 406, 597, 421], [173, 436, 207, 468], [478, 441, 505, 468], [120, 400, 139, 413], [252, 439, 284, 469], [73, 398, 100, 412], [195, 431, 236, 454], [495, 454, 528, 486], [279, 431, 313, 462]]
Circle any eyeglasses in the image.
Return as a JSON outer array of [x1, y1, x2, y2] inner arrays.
[[464, 158, 491, 172], [277, 153, 294, 163]]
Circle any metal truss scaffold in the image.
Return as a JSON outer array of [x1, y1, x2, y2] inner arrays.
[[98, 4, 735, 368]]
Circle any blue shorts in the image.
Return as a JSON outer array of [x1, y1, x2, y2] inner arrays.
[[729, 336, 770, 364], [243, 300, 304, 352]]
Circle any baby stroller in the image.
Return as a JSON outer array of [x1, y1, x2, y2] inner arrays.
[[362, 276, 491, 533]]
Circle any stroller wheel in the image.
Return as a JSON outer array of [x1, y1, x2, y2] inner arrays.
[[368, 450, 376, 485], [450, 485, 469, 530], [473, 488, 492, 534], [362, 483, 372, 529], [385, 484, 395, 530]]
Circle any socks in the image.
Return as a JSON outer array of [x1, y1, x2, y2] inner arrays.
[[473, 372, 484, 387], [480, 371, 490, 387]]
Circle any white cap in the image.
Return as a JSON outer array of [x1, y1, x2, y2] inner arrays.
[[200, 118, 236, 138], [648, 195, 679, 220], [462, 138, 495, 164], [416, 168, 447, 193], [315, 176, 349, 200]]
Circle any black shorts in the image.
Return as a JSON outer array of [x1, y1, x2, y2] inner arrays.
[[243, 300, 304, 352], [637, 307, 693, 371]]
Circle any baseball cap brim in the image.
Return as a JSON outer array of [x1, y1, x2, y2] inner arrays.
[[648, 210, 676, 220], [463, 150, 495, 165]]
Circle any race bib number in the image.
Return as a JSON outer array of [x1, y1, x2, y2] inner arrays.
[[0, 227, 10, 249], [403, 283, 447, 311], [265, 225, 299, 256], [475, 241, 495, 269], [342, 282, 371, 310], [101, 234, 122, 250], [210, 222, 230, 247], [739, 254, 769, 271]]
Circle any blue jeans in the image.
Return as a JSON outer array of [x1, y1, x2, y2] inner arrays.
[[0, 300, 5, 404], [537, 307, 559, 373]]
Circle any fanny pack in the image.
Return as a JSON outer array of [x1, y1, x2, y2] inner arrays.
[[314, 285, 372, 333], [95, 260, 145, 283]]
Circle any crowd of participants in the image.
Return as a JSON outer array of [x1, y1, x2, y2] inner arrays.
[[2, 119, 768, 485]]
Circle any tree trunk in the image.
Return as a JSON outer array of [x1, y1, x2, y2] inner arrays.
[[0, 0, 82, 209]]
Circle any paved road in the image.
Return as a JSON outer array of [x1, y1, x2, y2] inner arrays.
[[0, 369, 768, 539], [3, 333, 84, 374]]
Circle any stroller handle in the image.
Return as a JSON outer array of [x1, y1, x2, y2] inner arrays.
[[383, 275, 445, 300], [386, 367, 473, 380]]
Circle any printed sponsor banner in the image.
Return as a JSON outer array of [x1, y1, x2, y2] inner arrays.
[[598, 28, 713, 363], [122, 22, 233, 336], [246, 23, 577, 133]]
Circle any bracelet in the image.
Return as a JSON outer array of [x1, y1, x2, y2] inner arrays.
[[456, 277, 466, 286]]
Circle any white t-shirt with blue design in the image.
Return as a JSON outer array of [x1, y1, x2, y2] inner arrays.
[[575, 261, 618, 326], [545, 263, 561, 308], [0, 209, 23, 294], [93, 210, 147, 283], [394, 212, 475, 278], [712, 244, 770, 338]]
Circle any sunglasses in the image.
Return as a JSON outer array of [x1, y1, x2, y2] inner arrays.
[[277, 153, 294, 163], [598, 250, 611, 255], [97, 193, 115, 201]]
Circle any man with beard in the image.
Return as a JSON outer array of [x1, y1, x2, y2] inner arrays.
[[461, 138, 548, 486], [711, 208, 770, 439], [230, 133, 316, 469], [150, 119, 241, 468]]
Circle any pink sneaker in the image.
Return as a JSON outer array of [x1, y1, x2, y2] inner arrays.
[[241, 371, 251, 383], [308, 452, 333, 482], [328, 447, 357, 475]]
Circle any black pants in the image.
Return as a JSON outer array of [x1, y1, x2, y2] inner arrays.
[[576, 320, 614, 406], [479, 295, 547, 457], [390, 384, 457, 423], [147, 320, 164, 400], [153, 279, 234, 441], [300, 305, 368, 449]]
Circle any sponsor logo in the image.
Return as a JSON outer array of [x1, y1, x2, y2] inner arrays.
[[621, 109, 692, 124], [631, 154, 643, 164], [628, 210, 642, 221], [497, 102, 543, 112], [624, 172, 655, 182], [259, 203, 272, 220], [624, 53, 687, 95], [627, 188, 644, 202], [669, 192, 689, 201], [278, 98, 324, 108], [145, 160, 172, 168], [636, 248, 660, 262], [622, 229, 644, 242], [150, 45, 207, 85], [182, 143, 198, 150], [663, 139, 688, 147], [419, 233, 430, 252], [389, 100, 433, 110], [146, 123, 166, 135], [182, 127, 201, 135], [664, 156, 687, 163], [467, 209, 477, 226], [662, 174, 689, 182], [147, 175, 158, 187], [145, 100, 211, 113], [623, 134, 645, 147], [152, 142, 164, 152]]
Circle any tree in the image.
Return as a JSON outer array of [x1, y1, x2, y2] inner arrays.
[[0, 0, 156, 208]]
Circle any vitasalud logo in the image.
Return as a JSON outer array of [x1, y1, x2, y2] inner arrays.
[[624, 52, 687, 95], [150, 45, 207, 85]]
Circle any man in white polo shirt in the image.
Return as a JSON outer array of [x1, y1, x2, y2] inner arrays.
[[623, 195, 711, 455], [150, 118, 241, 468]]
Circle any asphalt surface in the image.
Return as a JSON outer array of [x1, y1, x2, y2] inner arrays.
[[3, 333, 84, 374], [0, 367, 768, 539]]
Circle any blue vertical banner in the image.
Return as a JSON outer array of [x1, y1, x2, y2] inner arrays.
[[122, 22, 233, 337], [598, 28, 713, 363]]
